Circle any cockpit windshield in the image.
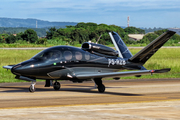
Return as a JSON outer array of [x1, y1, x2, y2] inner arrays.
[[32, 50, 62, 61]]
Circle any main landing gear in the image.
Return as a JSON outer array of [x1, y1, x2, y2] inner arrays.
[[94, 78, 105, 93], [44, 79, 61, 90], [53, 81, 61, 90]]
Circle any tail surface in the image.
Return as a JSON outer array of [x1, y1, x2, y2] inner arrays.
[[109, 31, 133, 59], [109, 28, 179, 65], [129, 30, 176, 64]]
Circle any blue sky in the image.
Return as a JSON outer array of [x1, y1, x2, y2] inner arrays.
[[0, 0, 180, 28]]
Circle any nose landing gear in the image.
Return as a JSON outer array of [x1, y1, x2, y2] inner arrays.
[[29, 81, 36, 92]]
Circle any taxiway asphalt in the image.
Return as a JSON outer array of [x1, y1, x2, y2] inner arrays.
[[0, 79, 180, 119]]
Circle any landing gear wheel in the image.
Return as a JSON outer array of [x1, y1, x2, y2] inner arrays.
[[53, 82, 61, 90], [29, 85, 36, 92], [98, 84, 105, 93]]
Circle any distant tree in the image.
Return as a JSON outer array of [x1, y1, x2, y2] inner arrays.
[[16, 32, 24, 40], [124, 27, 145, 34], [23, 29, 38, 43], [44, 23, 146, 45], [46, 27, 57, 39], [171, 34, 180, 43], [89, 31, 98, 40], [36, 38, 47, 44], [144, 27, 164, 33], [154, 29, 180, 43], [142, 33, 159, 42], [0, 27, 47, 37], [75, 22, 97, 29], [154, 29, 167, 36], [66, 25, 74, 28], [138, 37, 150, 44], [0, 34, 9, 43], [0, 35, 3, 43], [5, 34, 17, 44]]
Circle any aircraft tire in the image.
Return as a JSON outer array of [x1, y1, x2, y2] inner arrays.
[[98, 84, 105, 93], [29, 85, 36, 92], [53, 82, 61, 90]]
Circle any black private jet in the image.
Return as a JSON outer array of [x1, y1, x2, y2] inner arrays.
[[3, 28, 180, 93]]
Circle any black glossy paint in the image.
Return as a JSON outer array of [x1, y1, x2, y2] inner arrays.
[[11, 45, 130, 81]]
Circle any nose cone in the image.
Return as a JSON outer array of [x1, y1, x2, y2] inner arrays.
[[11, 64, 22, 75], [11, 59, 35, 76]]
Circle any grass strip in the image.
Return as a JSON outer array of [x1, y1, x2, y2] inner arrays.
[[0, 48, 179, 83]]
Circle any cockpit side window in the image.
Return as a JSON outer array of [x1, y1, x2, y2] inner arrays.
[[33, 50, 62, 61], [49, 51, 62, 61]]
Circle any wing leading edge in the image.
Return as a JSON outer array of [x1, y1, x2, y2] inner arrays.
[[76, 68, 170, 79]]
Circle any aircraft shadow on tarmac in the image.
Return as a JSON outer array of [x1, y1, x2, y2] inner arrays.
[[0, 86, 142, 96], [60, 88, 142, 96], [64, 84, 126, 89]]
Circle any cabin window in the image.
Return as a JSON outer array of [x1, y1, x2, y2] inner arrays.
[[75, 52, 82, 60], [85, 52, 90, 60], [64, 51, 72, 60]]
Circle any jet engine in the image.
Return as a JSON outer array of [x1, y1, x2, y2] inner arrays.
[[81, 42, 118, 57]]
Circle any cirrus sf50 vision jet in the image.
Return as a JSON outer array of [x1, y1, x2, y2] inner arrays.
[[3, 28, 180, 93]]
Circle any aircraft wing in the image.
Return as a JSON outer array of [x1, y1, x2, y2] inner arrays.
[[3, 65, 15, 70], [76, 68, 170, 79]]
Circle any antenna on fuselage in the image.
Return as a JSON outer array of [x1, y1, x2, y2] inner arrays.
[[96, 34, 102, 44]]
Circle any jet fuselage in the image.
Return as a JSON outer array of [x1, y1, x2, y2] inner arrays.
[[11, 46, 133, 82]]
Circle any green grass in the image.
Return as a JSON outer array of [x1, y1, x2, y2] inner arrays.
[[0, 50, 41, 83], [0, 42, 180, 48], [122, 48, 180, 79], [0, 43, 55, 48], [0, 48, 180, 83]]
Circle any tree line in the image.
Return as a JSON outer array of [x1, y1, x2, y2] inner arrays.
[[0, 29, 39, 44], [139, 29, 180, 45], [0, 22, 180, 45], [0, 27, 47, 37], [46, 23, 145, 45]]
